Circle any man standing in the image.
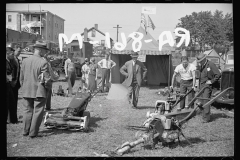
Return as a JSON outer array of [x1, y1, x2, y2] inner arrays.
[[196, 52, 221, 123], [64, 52, 76, 96], [20, 41, 50, 138], [98, 50, 116, 92], [9, 44, 21, 123], [43, 55, 60, 111], [120, 51, 147, 109], [6, 46, 17, 124], [170, 56, 196, 109]]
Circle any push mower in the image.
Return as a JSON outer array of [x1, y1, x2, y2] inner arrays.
[[44, 81, 102, 131], [102, 86, 234, 156]]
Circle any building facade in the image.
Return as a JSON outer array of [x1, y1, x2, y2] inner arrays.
[[6, 10, 65, 44]]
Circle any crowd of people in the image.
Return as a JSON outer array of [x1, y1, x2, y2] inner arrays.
[[6, 40, 221, 138]]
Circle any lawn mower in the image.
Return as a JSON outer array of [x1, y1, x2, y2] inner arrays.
[[44, 81, 102, 131], [102, 86, 234, 156]]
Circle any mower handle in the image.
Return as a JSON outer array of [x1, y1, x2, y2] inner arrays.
[[179, 87, 234, 126]]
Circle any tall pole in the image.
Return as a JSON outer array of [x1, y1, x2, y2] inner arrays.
[[113, 24, 122, 42], [40, 5, 41, 36]]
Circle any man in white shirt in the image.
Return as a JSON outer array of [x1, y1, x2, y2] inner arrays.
[[97, 50, 116, 92], [170, 56, 196, 109]]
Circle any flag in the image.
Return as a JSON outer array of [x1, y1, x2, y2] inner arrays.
[[141, 13, 147, 27], [23, 26, 30, 32], [147, 15, 156, 30], [141, 13, 147, 34], [22, 25, 34, 33]]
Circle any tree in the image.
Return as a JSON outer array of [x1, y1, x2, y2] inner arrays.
[[176, 10, 233, 53]]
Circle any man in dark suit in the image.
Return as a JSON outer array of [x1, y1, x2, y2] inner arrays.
[[20, 41, 51, 138], [120, 51, 147, 108], [9, 44, 22, 123], [196, 52, 221, 123]]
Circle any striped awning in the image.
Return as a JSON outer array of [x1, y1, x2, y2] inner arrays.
[[111, 49, 171, 55]]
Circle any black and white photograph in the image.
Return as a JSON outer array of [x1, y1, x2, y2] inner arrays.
[[6, 2, 234, 157]]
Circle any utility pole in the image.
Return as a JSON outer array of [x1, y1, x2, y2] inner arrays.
[[113, 24, 122, 42], [40, 5, 41, 36]]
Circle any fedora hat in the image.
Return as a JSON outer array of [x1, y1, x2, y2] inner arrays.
[[196, 52, 207, 62], [130, 51, 139, 58], [33, 41, 49, 51]]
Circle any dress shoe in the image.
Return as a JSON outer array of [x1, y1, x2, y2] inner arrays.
[[23, 133, 29, 136], [131, 105, 138, 109], [45, 108, 51, 111]]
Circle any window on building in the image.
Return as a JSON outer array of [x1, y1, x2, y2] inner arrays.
[[8, 15, 12, 22]]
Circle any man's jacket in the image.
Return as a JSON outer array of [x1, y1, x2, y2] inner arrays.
[[199, 60, 221, 85], [120, 60, 147, 87]]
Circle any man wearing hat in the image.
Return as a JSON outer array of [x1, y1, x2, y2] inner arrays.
[[20, 41, 51, 138], [6, 46, 18, 123], [170, 50, 197, 110], [196, 52, 221, 123], [120, 51, 147, 109], [43, 54, 60, 111], [97, 50, 116, 92], [9, 44, 22, 122]]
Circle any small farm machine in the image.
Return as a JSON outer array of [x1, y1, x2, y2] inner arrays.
[[102, 86, 234, 156]]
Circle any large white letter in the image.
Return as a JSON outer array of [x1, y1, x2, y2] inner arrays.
[[175, 27, 190, 48], [58, 33, 83, 52], [128, 32, 144, 52], [158, 31, 175, 51], [114, 33, 127, 51]]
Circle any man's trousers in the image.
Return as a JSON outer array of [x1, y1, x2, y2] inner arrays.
[[179, 79, 194, 109], [101, 68, 110, 92], [6, 83, 17, 123], [67, 71, 76, 94], [200, 83, 212, 122], [127, 80, 140, 107], [45, 87, 52, 110], [22, 97, 45, 137]]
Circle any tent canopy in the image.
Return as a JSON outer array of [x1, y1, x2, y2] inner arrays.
[[112, 26, 174, 55], [110, 26, 174, 86]]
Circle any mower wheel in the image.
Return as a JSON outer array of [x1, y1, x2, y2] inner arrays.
[[82, 111, 90, 131]]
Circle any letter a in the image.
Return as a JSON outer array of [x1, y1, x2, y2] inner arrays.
[[158, 31, 174, 51], [175, 28, 190, 48]]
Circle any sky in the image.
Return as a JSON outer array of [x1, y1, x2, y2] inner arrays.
[[6, 3, 232, 44]]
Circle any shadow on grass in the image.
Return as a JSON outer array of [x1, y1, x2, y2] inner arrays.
[[137, 106, 155, 110], [89, 116, 108, 129], [160, 137, 207, 149], [210, 113, 233, 121]]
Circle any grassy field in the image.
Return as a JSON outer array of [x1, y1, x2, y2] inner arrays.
[[7, 77, 234, 157]]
